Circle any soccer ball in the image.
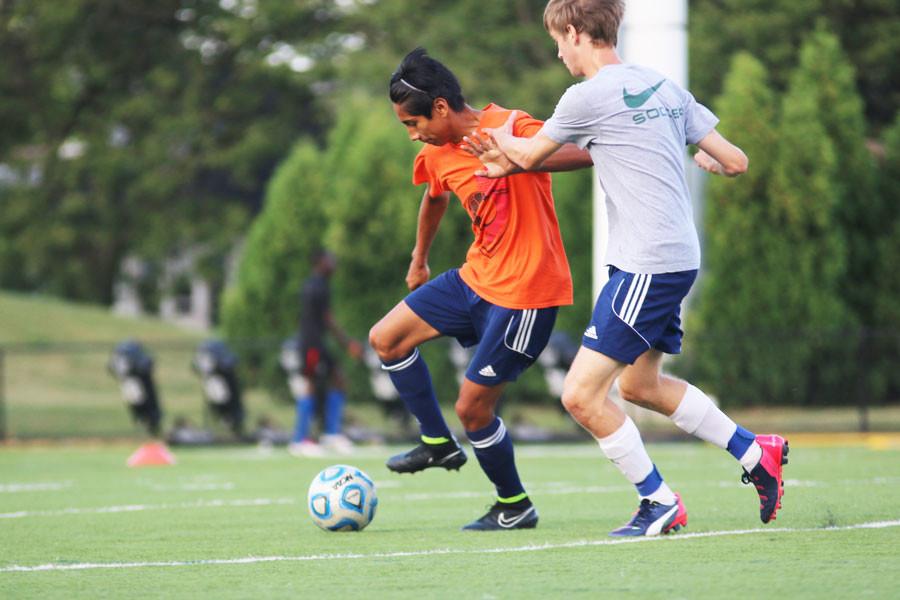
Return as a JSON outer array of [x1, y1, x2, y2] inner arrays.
[[307, 464, 378, 532]]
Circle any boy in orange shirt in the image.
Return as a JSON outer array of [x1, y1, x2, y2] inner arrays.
[[368, 48, 591, 530]]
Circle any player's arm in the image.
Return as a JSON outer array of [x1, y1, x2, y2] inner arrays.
[[324, 311, 363, 359], [464, 135, 590, 177], [693, 129, 748, 177], [463, 110, 591, 176], [407, 189, 451, 291], [532, 142, 592, 172], [491, 129, 564, 172]]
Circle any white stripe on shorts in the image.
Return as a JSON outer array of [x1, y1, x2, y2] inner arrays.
[[624, 274, 652, 326], [618, 275, 641, 323], [514, 309, 536, 353]]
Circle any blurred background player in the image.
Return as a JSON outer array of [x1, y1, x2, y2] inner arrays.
[[369, 48, 592, 530], [465, 0, 789, 536], [289, 249, 363, 457]]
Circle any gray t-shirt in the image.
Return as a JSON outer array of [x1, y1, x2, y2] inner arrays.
[[541, 64, 718, 274]]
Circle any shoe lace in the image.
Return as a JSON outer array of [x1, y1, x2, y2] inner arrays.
[[630, 499, 657, 526], [741, 470, 752, 485]]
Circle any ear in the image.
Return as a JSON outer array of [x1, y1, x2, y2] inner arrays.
[[432, 97, 450, 117], [565, 24, 578, 42]]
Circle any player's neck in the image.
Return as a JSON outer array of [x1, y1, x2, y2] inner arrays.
[[581, 46, 621, 79], [449, 105, 482, 143]]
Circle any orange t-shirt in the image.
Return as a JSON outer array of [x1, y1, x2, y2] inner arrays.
[[413, 104, 573, 309]]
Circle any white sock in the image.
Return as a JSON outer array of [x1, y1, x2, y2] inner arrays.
[[671, 384, 763, 470], [595, 417, 677, 505], [670, 384, 737, 448], [739, 443, 763, 471], [644, 481, 677, 505]]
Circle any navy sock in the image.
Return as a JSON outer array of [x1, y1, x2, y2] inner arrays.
[[466, 417, 526, 502], [292, 395, 314, 442], [727, 425, 756, 460], [382, 349, 452, 441]]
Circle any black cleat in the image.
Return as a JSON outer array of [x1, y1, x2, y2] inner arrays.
[[462, 500, 538, 531], [386, 438, 468, 474]]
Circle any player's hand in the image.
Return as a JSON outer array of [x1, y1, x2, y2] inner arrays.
[[693, 149, 724, 175], [406, 259, 430, 291], [463, 110, 520, 178], [462, 131, 519, 178], [346, 339, 364, 360]]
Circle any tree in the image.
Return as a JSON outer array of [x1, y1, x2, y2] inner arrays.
[[690, 0, 899, 129], [789, 28, 879, 326], [220, 139, 328, 347], [337, 0, 573, 121], [322, 97, 423, 337], [679, 53, 782, 406], [870, 113, 900, 401], [766, 42, 852, 405], [0, 0, 345, 304]]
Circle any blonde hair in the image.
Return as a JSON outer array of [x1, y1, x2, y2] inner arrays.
[[543, 0, 624, 46]]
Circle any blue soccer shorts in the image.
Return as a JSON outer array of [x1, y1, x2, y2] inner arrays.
[[404, 269, 558, 386], [582, 266, 698, 364]]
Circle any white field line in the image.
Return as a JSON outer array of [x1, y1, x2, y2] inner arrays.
[[142, 482, 236, 492], [0, 482, 72, 493], [3, 519, 898, 574], [0, 498, 294, 520], [4, 476, 898, 519]]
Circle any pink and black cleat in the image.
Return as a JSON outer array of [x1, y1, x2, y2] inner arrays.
[[742, 434, 789, 523]]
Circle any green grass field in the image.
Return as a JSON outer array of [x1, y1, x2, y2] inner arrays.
[[2, 441, 899, 599]]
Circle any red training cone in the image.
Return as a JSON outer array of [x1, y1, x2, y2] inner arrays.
[[127, 441, 177, 467]]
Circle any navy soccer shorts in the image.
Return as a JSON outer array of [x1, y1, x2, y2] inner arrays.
[[404, 269, 558, 386], [582, 266, 698, 364]]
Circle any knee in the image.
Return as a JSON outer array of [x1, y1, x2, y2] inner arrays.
[[617, 379, 647, 404], [367, 324, 385, 355], [455, 397, 492, 431], [561, 375, 603, 423], [618, 379, 657, 408], [368, 324, 402, 363]]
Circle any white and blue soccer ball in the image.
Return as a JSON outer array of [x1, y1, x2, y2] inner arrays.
[[307, 465, 378, 532]]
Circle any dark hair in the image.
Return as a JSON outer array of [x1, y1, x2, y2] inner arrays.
[[389, 48, 466, 118]]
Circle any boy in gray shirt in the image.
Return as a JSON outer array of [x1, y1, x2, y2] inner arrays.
[[464, 0, 788, 537]]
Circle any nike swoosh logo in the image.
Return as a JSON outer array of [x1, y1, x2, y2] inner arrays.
[[438, 450, 461, 463], [497, 507, 535, 528], [622, 80, 665, 108]]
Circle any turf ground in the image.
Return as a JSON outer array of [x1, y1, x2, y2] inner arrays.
[[1, 440, 899, 599]]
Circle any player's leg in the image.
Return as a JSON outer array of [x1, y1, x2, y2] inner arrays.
[[456, 380, 538, 530], [289, 376, 316, 453], [288, 348, 324, 457], [370, 301, 456, 463], [370, 271, 476, 473], [567, 268, 686, 536], [320, 365, 353, 454], [619, 350, 758, 464], [619, 303, 788, 523], [562, 346, 685, 536], [457, 305, 557, 531]]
